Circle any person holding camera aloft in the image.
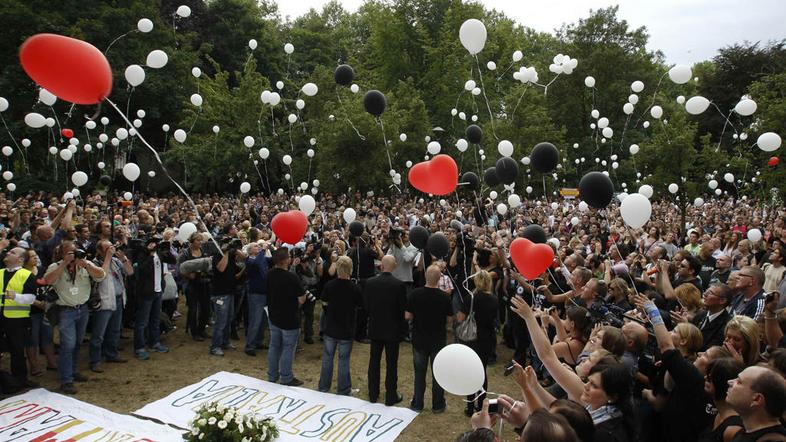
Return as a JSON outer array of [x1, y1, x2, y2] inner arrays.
[[294, 242, 322, 345], [44, 241, 106, 394], [209, 239, 242, 356], [132, 236, 175, 361]]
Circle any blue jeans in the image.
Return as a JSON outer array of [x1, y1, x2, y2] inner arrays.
[[58, 305, 90, 384], [211, 294, 234, 351], [411, 342, 446, 411], [90, 297, 123, 364], [268, 323, 299, 383], [245, 293, 268, 351], [26, 312, 53, 348], [134, 292, 162, 352], [318, 336, 353, 395]]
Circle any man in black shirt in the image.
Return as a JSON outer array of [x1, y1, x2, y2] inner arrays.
[[209, 241, 240, 356], [364, 255, 407, 405], [267, 248, 306, 386], [727, 366, 786, 441], [406, 264, 452, 413], [348, 234, 382, 342]]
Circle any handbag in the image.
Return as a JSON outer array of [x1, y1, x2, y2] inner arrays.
[[455, 293, 478, 342], [162, 272, 178, 301]]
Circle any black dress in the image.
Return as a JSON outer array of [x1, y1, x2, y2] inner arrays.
[[460, 291, 498, 409]]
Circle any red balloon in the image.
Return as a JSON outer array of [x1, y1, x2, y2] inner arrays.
[[407, 154, 458, 195], [271, 210, 308, 245], [768, 156, 780, 167], [20, 34, 112, 105], [510, 237, 554, 280], [61, 128, 74, 139]]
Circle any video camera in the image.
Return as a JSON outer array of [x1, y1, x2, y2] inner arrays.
[[588, 302, 626, 328]]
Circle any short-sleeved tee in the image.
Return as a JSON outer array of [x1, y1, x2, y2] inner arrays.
[[407, 287, 452, 351], [267, 267, 305, 330]]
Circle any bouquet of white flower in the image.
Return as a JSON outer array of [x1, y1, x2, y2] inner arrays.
[[185, 402, 278, 441]]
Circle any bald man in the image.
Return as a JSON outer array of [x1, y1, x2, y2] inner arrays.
[[621, 321, 649, 376], [405, 264, 453, 413], [363, 255, 407, 405]]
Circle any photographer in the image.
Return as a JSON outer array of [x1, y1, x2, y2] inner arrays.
[[132, 236, 175, 361], [208, 238, 242, 356], [178, 233, 211, 341], [44, 241, 106, 394], [386, 228, 417, 288], [89, 240, 133, 373], [294, 242, 322, 345]]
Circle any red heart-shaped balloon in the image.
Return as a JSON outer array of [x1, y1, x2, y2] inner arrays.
[[61, 128, 74, 138], [510, 237, 554, 280], [768, 156, 779, 167], [408, 154, 458, 195], [271, 210, 308, 245]]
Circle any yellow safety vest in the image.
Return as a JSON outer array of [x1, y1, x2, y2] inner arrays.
[[0, 268, 32, 319]]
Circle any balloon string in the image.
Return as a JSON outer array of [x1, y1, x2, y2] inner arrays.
[[187, 106, 202, 134], [617, 112, 632, 155], [270, 107, 276, 136], [288, 123, 294, 152], [378, 118, 400, 193], [104, 29, 136, 54], [495, 60, 516, 82], [509, 88, 529, 121], [0, 114, 28, 174], [632, 70, 668, 129], [262, 160, 271, 194], [104, 98, 223, 256], [711, 103, 738, 152], [473, 55, 497, 141]]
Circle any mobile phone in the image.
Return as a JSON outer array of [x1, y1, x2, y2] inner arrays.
[[766, 292, 778, 304], [503, 362, 516, 377], [487, 399, 499, 414]]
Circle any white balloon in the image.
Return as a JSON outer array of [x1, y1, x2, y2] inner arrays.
[[650, 106, 663, 119], [24, 113, 46, 128], [612, 161, 619, 169], [498, 140, 514, 157], [298, 195, 316, 216], [459, 19, 487, 55], [243, 136, 254, 148], [685, 96, 710, 115], [496, 203, 508, 215], [190, 93, 203, 106], [288, 114, 298, 124], [59, 149, 73, 161], [427, 141, 441, 155], [597, 117, 609, 129], [296, 99, 305, 110], [161, 124, 170, 132], [174, 129, 187, 143], [2, 171, 12, 181], [668, 65, 692, 84], [306, 149, 314, 158], [70, 189, 80, 197], [631, 81, 644, 93], [0, 97, 7, 112], [668, 183, 679, 194], [258, 148, 270, 159], [724, 173, 734, 183], [1, 146, 12, 157], [709, 179, 718, 190], [137, 18, 153, 33], [676, 95, 686, 104], [345, 84, 357, 94], [212, 125, 220, 134], [458, 112, 466, 120], [239, 182, 251, 194], [578, 201, 589, 212], [550, 202, 559, 210], [283, 155, 292, 165], [584, 76, 596, 88], [757, 132, 781, 152], [602, 127, 614, 138], [620, 193, 652, 229], [512, 50, 523, 61], [176, 222, 198, 242], [148, 171, 155, 178], [643, 121, 650, 128], [694, 197, 704, 207], [617, 192, 628, 202], [146, 50, 168, 69], [71, 171, 88, 187], [49, 146, 58, 155], [191, 67, 202, 78], [526, 186, 533, 194], [623, 102, 634, 115], [284, 43, 294, 54], [176, 5, 191, 17], [487, 61, 497, 70], [248, 39, 257, 50], [276, 81, 284, 90], [521, 156, 531, 165], [464, 80, 476, 91], [343, 208, 356, 223], [571, 217, 579, 226], [747, 228, 762, 243], [715, 189, 722, 196], [38, 88, 57, 106], [45, 118, 55, 128], [115, 128, 128, 140], [638, 184, 653, 199], [508, 194, 521, 208], [69, 145, 77, 153], [260, 90, 271, 104], [6, 183, 15, 192], [301, 83, 318, 97], [122, 163, 141, 182], [405, 160, 413, 168], [136, 109, 146, 118], [124, 65, 145, 87], [489, 191, 498, 200], [399, 133, 408, 142], [100, 117, 109, 125], [269, 92, 281, 106], [313, 179, 320, 187], [456, 139, 468, 152], [734, 99, 757, 116]]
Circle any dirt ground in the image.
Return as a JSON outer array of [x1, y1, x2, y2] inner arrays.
[[4, 301, 522, 441]]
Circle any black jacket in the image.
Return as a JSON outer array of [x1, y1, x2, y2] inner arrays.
[[691, 309, 732, 351], [363, 272, 407, 342], [134, 250, 176, 300]]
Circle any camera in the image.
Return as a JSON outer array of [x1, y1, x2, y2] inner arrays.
[[73, 249, 87, 260], [305, 290, 317, 303], [588, 303, 626, 328], [487, 399, 499, 414]]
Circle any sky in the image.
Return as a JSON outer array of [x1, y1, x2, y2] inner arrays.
[[275, 0, 786, 65]]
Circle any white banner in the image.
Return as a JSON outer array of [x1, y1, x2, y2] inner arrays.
[[0, 388, 183, 441], [134, 371, 418, 442]]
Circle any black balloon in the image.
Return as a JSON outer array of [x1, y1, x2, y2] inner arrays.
[[579, 171, 615, 208], [460, 171, 480, 190], [363, 90, 386, 117], [99, 175, 111, 186], [483, 167, 499, 187], [409, 225, 430, 249], [334, 64, 354, 86], [426, 232, 449, 258], [466, 124, 482, 144], [495, 157, 519, 184], [522, 224, 547, 244], [348, 220, 365, 237], [530, 142, 560, 173]]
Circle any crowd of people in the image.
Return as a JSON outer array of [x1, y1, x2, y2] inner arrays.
[[1, 188, 785, 442]]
